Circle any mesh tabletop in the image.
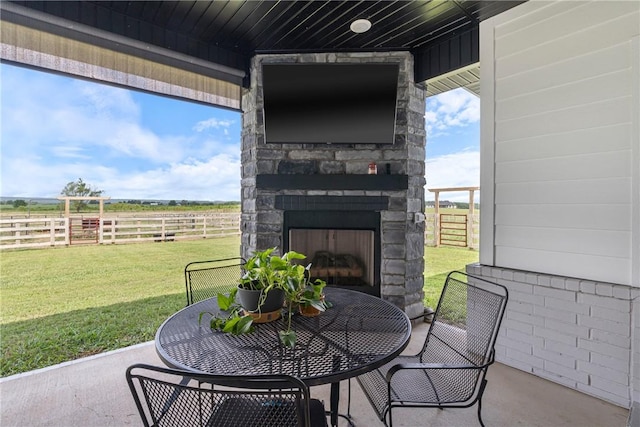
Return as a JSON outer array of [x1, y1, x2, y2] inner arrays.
[[155, 287, 411, 386]]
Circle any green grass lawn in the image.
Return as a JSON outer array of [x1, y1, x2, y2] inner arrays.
[[423, 245, 479, 310], [0, 239, 477, 376], [0, 238, 241, 375]]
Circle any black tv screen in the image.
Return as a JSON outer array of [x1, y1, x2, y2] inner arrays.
[[262, 63, 399, 144]]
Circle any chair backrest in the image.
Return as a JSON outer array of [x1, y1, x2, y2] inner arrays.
[[184, 257, 245, 305], [421, 271, 508, 368], [126, 363, 313, 427]]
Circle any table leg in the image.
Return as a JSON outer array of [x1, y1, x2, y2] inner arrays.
[[329, 381, 355, 427], [330, 381, 339, 427], [329, 355, 355, 426]]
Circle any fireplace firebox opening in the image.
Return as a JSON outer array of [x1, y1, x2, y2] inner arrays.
[[283, 211, 381, 296]]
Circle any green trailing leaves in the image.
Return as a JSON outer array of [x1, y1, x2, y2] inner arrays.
[[217, 288, 237, 311], [221, 315, 253, 335], [199, 291, 254, 336], [279, 330, 297, 349]]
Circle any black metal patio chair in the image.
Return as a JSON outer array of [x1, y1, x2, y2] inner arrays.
[[184, 257, 245, 306], [356, 271, 508, 427], [126, 363, 328, 427]]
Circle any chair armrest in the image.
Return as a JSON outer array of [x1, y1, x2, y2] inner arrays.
[[386, 362, 488, 382]]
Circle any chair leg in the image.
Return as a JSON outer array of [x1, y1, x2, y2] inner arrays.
[[477, 378, 488, 427], [346, 378, 351, 418]]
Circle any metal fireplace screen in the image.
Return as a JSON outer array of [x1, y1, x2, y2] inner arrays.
[[289, 229, 375, 288]]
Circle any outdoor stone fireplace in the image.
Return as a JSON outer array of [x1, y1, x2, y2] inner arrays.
[[240, 52, 426, 320]]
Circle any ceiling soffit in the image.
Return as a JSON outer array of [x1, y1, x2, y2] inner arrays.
[[2, 0, 524, 87], [0, 2, 243, 109], [426, 63, 480, 97]]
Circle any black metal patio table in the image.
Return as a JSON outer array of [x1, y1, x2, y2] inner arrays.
[[155, 287, 412, 426]]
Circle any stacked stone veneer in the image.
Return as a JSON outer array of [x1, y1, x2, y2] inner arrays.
[[240, 52, 426, 319], [466, 264, 639, 408]]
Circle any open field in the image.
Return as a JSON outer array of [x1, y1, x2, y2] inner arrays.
[[0, 238, 477, 376]]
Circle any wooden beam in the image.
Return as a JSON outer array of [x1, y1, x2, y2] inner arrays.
[[57, 196, 111, 219], [428, 186, 479, 193]]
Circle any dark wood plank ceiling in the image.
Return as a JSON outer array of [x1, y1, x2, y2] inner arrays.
[[6, 0, 524, 85]]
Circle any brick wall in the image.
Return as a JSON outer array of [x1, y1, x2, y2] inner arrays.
[[467, 264, 637, 408]]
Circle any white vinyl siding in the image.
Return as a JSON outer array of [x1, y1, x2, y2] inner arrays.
[[480, 1, 640, 286]]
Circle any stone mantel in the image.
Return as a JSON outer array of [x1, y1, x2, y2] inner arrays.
[[256, 174, 409, 191]]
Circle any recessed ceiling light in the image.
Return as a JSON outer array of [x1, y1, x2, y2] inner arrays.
[[350, 19, 372, 34]]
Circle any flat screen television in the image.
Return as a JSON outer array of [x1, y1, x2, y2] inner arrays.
[[262, 63, 399, 144]]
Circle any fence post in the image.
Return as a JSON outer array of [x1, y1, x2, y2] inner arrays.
[[434, 192, 440, 247], [49, 218, 55, 246], [467, 213, 473, 249], [473, 213, 479, 249], [14, 220, 21, 246], [423, 213, 436, 246], [202, 215, 207, 238], [64, 218, 70, 245]]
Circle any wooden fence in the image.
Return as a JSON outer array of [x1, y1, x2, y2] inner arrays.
[[1, 212, 478, 250], [0, 213, 240, 250], [424, 212, 479, 249]]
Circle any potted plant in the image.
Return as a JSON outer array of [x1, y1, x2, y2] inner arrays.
[[236, 247, 289, 322], [298, 280, 327, 317], [202, 247, 330, 349], [201, 248, 294, 334], [278, 259, 328, 348]]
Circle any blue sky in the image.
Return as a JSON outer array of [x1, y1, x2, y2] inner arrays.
[[0, 63, 479, 202]]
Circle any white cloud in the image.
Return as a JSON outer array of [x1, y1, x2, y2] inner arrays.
[[79, 82, 140, 118], [103, 124, 180, 163], [0, 153, 241, 201], [193, 118, 235, 132], [96, 154, 241, 201], [2, 70, 140, 146], [425, 88, 479, 137], [425, 150, 479, 202], [50, 146, 92, 159], [1, 66, 194, 164], [0, 157, 116, 198]]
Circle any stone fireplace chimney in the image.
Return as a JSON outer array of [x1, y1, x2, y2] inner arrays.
[[240, 52, 426, 320]]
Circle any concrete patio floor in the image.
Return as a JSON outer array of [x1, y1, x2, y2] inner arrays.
[[0, 322, 629, 427]]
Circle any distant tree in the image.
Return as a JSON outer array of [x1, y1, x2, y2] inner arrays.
[[60, 178, 104, 212], [12, 199, 27, 208], [168, 200, 177, 206]]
